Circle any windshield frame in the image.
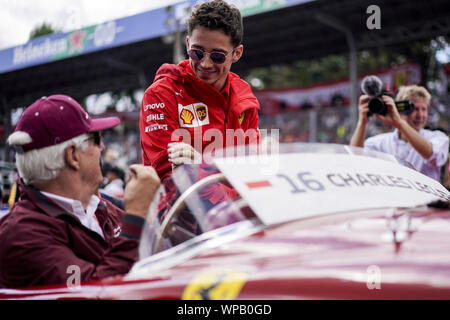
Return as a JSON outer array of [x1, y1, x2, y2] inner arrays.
[[127, 218, 263, 280], [136, 142, 426, 264]]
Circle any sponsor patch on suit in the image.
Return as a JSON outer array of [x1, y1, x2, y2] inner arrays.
[[178, 103, 210, 128], [145, 124, 168, 132]]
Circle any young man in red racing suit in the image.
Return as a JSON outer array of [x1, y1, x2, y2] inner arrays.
[[139, 0, 260, 183]]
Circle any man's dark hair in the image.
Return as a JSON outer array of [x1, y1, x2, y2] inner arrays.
[[108, 166, 125, 182], [187, 0, 243, 48]]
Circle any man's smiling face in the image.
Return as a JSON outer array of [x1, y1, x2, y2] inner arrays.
[[186, 26, 242, 92]]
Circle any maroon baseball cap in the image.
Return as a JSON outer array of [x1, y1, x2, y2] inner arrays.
[[13, 94, 120, 152]]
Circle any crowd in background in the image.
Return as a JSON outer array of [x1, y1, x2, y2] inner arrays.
[[260, 101, 449, 145], [1, 97, 449, 207], [96, 97, 450, 169], [1, 85, 450, 205]]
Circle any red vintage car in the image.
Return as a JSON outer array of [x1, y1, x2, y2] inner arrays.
[[1, 143, 450, 300]]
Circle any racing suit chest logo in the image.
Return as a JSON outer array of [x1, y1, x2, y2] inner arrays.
[[238, 111, 245, 125], [178, 103, 210, 128], [180, 109, 194, 125], [195, 105, 207, 121], [144, 102, 165, 111]]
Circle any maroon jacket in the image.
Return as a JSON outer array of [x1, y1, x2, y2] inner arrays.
[[0, 181, 145, 289]]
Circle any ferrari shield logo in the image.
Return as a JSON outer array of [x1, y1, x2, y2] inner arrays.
[[178, 103, 210, 128], [182, 270, 247, 300], [238, 111, 245, 125]]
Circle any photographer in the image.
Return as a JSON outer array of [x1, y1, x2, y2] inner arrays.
[[350, 83, 449, 181]]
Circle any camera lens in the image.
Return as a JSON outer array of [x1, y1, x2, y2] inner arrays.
[[368, 97, 387, 116]]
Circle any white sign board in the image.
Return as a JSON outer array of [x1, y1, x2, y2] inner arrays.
[[214, 153, 450, 225]]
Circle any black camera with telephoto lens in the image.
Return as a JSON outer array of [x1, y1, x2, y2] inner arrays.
[[361, 75, 415, 117]]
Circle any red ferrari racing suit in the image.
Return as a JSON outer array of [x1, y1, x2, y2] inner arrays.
[[140, 60, 260, 181]]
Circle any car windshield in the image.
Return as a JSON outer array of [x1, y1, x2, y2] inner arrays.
[[137, 160, 255, 259], [137, 142, 447, 261]]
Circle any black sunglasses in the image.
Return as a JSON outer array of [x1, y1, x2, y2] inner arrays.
[[85, 131, 102, 146], [187, 48, 233, 64]]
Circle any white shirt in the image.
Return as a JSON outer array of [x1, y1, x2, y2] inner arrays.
[[364, 128, 449, 181], [41, 191, 105, 239], [0, 206, 9, 220], [101, 179, 124, 198]]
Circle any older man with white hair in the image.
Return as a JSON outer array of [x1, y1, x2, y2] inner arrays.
[[0, 94, 160, 289]]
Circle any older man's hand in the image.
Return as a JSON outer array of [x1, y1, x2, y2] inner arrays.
[[123, 164, 161, 219]]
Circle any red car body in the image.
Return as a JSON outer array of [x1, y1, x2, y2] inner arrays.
[[1, 143, 450, 300]]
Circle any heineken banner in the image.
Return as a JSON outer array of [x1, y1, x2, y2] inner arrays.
[[0, 7, 170, 74], [0, 0, 309, 74]]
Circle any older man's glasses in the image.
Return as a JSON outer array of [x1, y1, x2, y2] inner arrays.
[[187, 48, 232, 64], [84, 132, 102, 146]]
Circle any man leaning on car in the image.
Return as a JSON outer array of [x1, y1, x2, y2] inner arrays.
[[0, 95, 160, 289], [350, 85, 449, 182]]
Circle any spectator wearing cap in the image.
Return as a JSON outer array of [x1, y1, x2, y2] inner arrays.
[[0, 94, 160, 289]]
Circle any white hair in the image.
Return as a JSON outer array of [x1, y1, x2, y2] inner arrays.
[[7, 132, 90, 188]]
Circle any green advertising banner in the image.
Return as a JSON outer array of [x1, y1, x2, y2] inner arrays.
[[237, 0, 287, 16]]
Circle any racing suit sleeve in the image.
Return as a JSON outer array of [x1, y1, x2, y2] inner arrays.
[[229, 102, 261, 146], [244, 107, 261, 144], [140, 85, 180, 181]]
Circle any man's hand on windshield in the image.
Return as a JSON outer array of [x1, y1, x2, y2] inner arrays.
[[168, 142, 202, 170]]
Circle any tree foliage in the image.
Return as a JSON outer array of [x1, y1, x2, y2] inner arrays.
[[243, 38, 448, 91], [29, 22, 60, 40]]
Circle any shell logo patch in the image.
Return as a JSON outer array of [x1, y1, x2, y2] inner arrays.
[[238, 111, 245, 125], [180, 109, 194, 125], [178, 103, 210, 128], [182, 270, 247, 300]]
